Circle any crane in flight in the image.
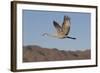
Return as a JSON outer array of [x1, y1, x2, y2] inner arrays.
[[42, 16, 76, 40]]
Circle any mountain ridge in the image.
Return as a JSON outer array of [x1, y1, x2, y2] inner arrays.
[[23, 45, 91, 62]]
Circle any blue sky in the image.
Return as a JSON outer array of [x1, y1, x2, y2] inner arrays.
[[22, 10, 91, 51]]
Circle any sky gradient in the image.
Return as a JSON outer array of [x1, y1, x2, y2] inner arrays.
[[22, 10, 91, 51]]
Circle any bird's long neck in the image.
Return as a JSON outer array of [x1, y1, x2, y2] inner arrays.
[[43, 33, 58, 38]]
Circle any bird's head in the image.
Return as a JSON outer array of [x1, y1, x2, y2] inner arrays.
[[42, 33, 48, 36]]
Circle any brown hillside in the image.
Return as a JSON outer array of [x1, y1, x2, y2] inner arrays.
[[23, 45, 91, 62]]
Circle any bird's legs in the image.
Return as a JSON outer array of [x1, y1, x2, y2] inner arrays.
[[67, 36, 76, 40]]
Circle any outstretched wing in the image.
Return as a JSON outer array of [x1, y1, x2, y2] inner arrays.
[[53, 21, 62, 33], [62, 16, 71, 35]]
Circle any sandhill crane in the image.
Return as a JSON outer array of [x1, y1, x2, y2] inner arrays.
[[42, 16, 76, 40]]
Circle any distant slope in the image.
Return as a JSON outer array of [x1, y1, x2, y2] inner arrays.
[[23, 45, 91, 62]]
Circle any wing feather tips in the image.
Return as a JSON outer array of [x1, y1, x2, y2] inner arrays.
[[53, 21, 62, 32], [53, 21, 59, 27]]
